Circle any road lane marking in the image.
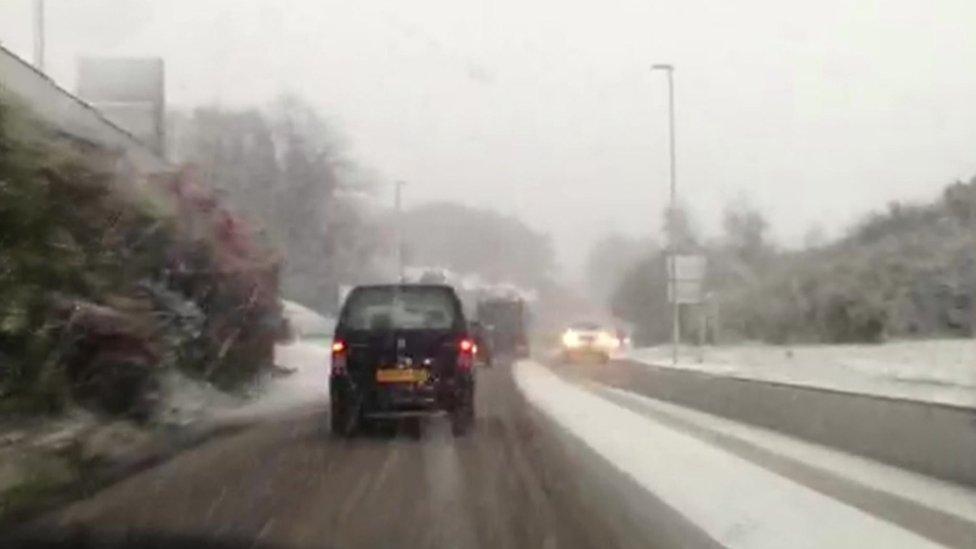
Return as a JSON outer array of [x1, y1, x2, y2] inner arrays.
[[422, 420, 479, 549]]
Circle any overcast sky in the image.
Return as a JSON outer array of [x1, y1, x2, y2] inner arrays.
[[3, 0, 976, 280]]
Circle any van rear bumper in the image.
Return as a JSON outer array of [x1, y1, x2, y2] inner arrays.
[[363, 409, 447, 419], [330, 373, 472, 415]]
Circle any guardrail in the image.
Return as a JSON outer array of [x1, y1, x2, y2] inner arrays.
[[613, 360, 976, 486]]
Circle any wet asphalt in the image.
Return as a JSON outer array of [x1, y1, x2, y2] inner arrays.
[[27, 360, 718, 549]]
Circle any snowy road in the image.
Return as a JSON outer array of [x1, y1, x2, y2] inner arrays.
[[12, 355, 975, 548]]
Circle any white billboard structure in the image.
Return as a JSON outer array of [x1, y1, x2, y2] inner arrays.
[[76, 57, 165, 156], [0, 46, 168, 174]]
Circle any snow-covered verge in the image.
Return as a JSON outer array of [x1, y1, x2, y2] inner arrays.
[[514, 360, 943, 548], [158, 338, 331, 426], [157, 302, 334, 426], [282, 300, 335, 339], [238, 339, 330, 416], [0, 302, 333, 522], [625, 340, 976, 408], [0, 410, 167, 522], [598, 385, 976, 526]]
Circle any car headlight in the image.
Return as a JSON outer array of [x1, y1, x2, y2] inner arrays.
[[562, 330, 581, 348]]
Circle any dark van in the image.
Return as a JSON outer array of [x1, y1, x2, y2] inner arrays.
[[329, 284, 476, 436]]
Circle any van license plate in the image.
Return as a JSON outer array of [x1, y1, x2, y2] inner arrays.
[[376, 369, 428, 383]]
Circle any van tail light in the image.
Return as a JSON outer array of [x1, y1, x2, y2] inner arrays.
[[331, 339, 348, 376], [457, 337, 477, 371]]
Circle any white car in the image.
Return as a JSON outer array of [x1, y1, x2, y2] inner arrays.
[[560, 322, 620, 363]]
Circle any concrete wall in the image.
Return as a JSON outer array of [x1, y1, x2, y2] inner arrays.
[[612, 360, 976, 486], [0, 45, 169, 174]]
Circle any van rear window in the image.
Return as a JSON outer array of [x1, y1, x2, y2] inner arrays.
[[341, 287, 459, 330]]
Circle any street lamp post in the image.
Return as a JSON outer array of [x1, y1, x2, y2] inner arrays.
[[652, 63, 680, 365], [33, 0, 45, 71], [394, 180, 406, 281]]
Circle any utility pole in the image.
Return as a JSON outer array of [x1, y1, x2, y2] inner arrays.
[[33, 0, 45, 71], [394, 180, 406, 282], [652, 63, 679, 365]]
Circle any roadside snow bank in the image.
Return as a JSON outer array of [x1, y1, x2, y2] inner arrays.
[[627, 340, 976, 407], [282, 300, 335, 338], [160, 339, 331, 425], [599, 385, 976, 525], [160, 301, 334, 425], [514, 360, 939, 548], [223, 340, 330, 419]]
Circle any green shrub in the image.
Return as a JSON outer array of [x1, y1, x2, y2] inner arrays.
[[0, 96, 281, 415]]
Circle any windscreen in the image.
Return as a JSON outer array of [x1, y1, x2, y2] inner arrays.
[[341, 287, 458, 330], [4, 3, 975, 546]]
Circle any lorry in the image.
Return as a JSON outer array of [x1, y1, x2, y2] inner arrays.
[[475, 297, 530, 361]]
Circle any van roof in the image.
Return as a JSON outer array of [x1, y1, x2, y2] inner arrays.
[[351, 283, 456, 291]]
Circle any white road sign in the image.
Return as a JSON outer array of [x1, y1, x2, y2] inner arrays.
[[667, 280, 704, 304], [667, 254, 707, 281], [666, 254, 706, 304]]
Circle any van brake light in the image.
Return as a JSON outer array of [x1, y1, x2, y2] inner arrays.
[[331, 339, 348, 375], [459, 338, 477, 354], [457, 337, 476, 371]]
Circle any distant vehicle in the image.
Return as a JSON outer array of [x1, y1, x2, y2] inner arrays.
[[469, 320, 494, 368], [329, 284, 476, 436], [476, 297, 530, 360], [559, 321, 620, 364]]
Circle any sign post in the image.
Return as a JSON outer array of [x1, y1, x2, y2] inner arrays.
[[666, 254, 706, 363]]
